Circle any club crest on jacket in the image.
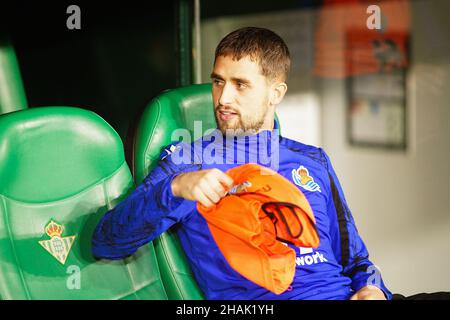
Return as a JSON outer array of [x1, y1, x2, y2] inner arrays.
[[292, 165, 321, 193]]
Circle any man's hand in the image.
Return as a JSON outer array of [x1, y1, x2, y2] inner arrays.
[[350, 285, 387, 300], [171, 169, 234, 207]]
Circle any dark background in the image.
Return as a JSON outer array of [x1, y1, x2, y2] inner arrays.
[[1, 0, 321, 139]]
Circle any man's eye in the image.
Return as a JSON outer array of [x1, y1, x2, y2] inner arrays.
[[213, 79, 224, 86], [237, 82, 247, 89]]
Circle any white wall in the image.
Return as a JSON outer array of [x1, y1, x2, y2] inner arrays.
[[320, 0, 450, 295]]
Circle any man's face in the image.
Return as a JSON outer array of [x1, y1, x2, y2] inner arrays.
[[211, 55, 274, 135]]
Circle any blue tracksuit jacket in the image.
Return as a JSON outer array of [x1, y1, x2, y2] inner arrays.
[[92, 124, 392, 300]]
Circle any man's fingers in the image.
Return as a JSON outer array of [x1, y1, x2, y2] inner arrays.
[[207, 176, 228, 197], [205, 189, 221, 204], [192, 187, 214, 207], [198, 180, 222, 204], [180, 169, 234, 206], [213, 170, 234, 189], [350, 286, 385, 300]]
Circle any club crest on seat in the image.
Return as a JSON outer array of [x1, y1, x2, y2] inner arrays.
[[38, 220, 76, 265]]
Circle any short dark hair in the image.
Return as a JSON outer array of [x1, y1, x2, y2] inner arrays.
[[214, 27, 291, 82]]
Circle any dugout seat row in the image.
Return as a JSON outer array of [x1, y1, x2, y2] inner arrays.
[[0, 83, 215, 299]]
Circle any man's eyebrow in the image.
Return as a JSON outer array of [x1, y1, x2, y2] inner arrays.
[[210, 72, 223, 79], [210, 73, 251, 84], [231, 77, 251, 84]]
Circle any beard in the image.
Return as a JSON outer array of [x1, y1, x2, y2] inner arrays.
[[214, 104, 269, 136]]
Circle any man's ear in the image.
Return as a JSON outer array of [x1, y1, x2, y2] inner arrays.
[[270, 81, 288, 106]]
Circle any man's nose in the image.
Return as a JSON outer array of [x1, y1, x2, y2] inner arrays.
[[218, 83, 235, 106]]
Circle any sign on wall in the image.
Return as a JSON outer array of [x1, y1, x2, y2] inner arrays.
[[346, 30, 409, 149]]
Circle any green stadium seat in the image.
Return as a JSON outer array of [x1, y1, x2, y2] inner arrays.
[[0, 107, 167, 299], [0, 36, 28, 115], [128, 84, 213, 300]]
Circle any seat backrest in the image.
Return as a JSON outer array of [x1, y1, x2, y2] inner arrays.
[[0, 107, 167, 299], [132, 83, 216, 180], [131, 84, 214, 300], [0, 36, 28, 115], [130, 84, 280, 299]]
